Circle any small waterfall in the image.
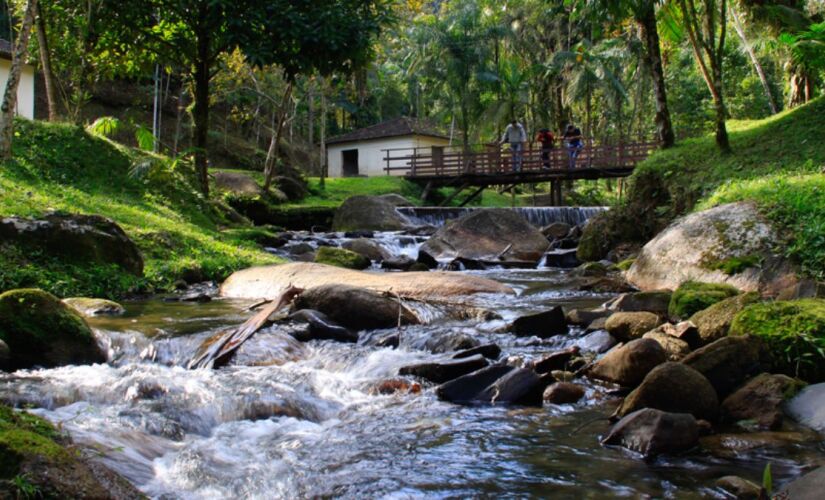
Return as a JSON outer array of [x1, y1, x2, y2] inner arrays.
[[397, 206, 607, 228]]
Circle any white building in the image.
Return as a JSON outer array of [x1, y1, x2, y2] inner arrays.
[[0, 39, 35, 119], [326, 117, 450, 177]]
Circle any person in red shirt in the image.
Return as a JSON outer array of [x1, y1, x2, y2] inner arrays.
[[535, 128, 555, 169]]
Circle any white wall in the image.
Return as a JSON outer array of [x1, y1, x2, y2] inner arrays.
[[0, 59, 35, 120], [327, 135, 451, 177]]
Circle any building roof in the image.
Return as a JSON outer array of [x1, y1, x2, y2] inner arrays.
[[327, 117, 449, 145]]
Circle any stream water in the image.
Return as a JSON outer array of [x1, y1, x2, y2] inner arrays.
[[1, 230, 823, 499]]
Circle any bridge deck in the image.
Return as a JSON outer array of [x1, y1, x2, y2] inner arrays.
[[384, 141, 658, 188]]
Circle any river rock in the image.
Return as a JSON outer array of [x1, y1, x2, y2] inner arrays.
[[226, 330, 308, 367], [689, 292, 760, 345], [62, 297, 125, 317], [534, 346, 580, 374], [453, 344, 501, 360], [544, 248, 581, 268], [0, 288, 106, 371], [700, 430, 819, 459], [587, 338, 667, 387], [436, 365, 544, 406], [606, 291, 672, 315], [576, 330, 619, 354], [715, 476, 764, 500], [419, 209, 550, 265], [287, 309, 358, 343], [0, 339, 9, 370], [220, 262, 513, 300], [332, 195, 413, 231], [213, 171, 265, 196], [778, 467, 825, 500], [615, 362, 719, 421], [511, 306, 568, 338], [542, 222, 571, 240], [543, 382, 585, 404], [399, 355, 489, 384], [586, 317, 607, 333], [314, 246, 371, 270], [381, 255, 416, 271], [0, 213, 143, 275], [626, 202, 798, 296], [424, 332, 480, 353], [604, 312, 661, 342], [720, 373, 803, 430], [668, 281, 740, 320], [642, 330, 691, 361], [342, 238, 390, 262], [566, 308, 610, 326], [784, 382, 825, 433], [681, 335, 763, 398], [370, 379, 421, 395], [293, 284, 418, 330], [602, 408, 699, 458], [653, 321, 702, 350]]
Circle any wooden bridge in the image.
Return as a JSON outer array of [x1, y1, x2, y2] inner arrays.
[[383, 141, 658, 206]]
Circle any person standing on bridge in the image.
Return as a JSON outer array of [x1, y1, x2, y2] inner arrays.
[[535, 128, 555, 169], [499, 119, 527, 172], [563, 124, 583, 169]]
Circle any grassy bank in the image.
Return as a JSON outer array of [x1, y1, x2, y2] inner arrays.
[[588, 98, 825, 279], [0, 120, 280, 299]]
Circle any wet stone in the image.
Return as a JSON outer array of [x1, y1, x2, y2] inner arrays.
[[399, 354, 489, 384]]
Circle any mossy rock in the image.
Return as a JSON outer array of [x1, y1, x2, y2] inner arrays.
[[689, 292, 761, 345], [616, 258, 636, 271], [730, 299, 825, 382], [574, 261, 609, 277], [669, 281, 740, 320], [0, 289, 105, 371], [314, 247, 371, 270], [605, 311, 662, 342], [0, 405, 68, 479], [62, 297, 125, 317]]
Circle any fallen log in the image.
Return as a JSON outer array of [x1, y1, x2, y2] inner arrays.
[[188, 286, 303, 369]]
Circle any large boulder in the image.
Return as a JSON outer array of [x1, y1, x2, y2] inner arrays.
[[729, 299, 825, 382], [777, 467, 825, 500], [342, 238, 390, 262], [602, 408, 699, 458], [615, 362, 719, 421], [293, 284, 418, 331], [587, 338, 667, 387], [689, 292, 760, 345], [332, 195, 413, 231], [720, 373, 804, 430], [604, 312, 661, 342], [0, 289, 106, 371], [419, 209, 550, 265], [681, 336, 764, 398], [626, 202, 798, 296], [220, 262, 513, 301], [0, 214, 143, 275], [785, 382, 825, 433], [668, 281, 740, 320], [314, 246, 371, 270]]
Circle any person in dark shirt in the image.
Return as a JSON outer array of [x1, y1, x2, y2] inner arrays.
[[563, 124, 583, 169], [535, 128, 555, 169]]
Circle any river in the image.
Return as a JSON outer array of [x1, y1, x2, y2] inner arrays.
[[1, 230, 822, 499]]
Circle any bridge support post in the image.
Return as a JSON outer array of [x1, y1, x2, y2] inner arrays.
[[550, 180, 563, 206]]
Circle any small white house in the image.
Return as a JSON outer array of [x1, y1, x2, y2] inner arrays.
[[326, 117, 450, 177], [0, 39, 35, 119]]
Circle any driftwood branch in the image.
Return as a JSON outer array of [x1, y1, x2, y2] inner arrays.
[[188, 285, 303, 369]]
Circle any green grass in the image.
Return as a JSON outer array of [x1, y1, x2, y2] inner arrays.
[[213, 169, 520, 208], [616, 97, 825, 278], [0, 119, 280, 298]]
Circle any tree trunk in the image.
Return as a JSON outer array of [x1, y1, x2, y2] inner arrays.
[[192, 48, 211, 195], [729, 5, 777, 115], [710, 62, 731, 152], [263, 80, 294, 192], [173, 84, 185, 156], [35, 1, 58, 121], [0, 0, 37, 159], [638, 5, 675, 147], [319, 77, 327, 189]]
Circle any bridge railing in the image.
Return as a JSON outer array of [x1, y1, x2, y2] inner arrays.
[[383, 140, 659, 178]]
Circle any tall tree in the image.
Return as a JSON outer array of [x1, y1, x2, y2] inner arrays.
[[0, 0, 37, 159], [588, 0, 676, 147], [34, 1, 58, 120], [677, 0, 731, 152], [729, 2, 778, 114]]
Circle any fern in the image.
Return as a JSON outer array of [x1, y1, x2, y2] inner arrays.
[[85, 116, 122, 137]]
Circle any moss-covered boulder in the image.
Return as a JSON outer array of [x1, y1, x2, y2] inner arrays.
[[668, 281, 740, 320], [62, 298, 125, 317], [689, 292, 760, 345], [0, 289, 105, 371], [314, 246, 371, 270], [0, 404, 144, 497], [730, 299, 825, 382]]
